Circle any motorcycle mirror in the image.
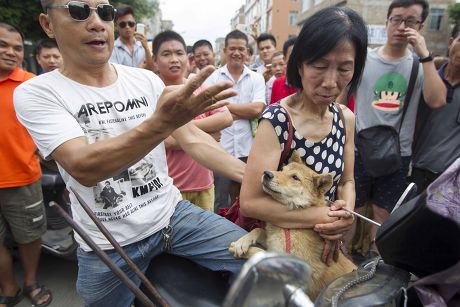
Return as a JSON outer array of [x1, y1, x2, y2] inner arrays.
[[223, 251, 314, 307]]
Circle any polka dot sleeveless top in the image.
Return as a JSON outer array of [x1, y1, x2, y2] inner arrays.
[[261, 104, 346, 201]]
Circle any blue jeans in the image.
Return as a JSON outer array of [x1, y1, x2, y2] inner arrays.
[[76, 200, 246, 307]]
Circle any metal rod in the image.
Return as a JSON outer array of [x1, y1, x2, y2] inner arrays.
[[69, 187, 169, 307], [49, 201, 155, 307], [325, 199, 381, 227], [342, 207, 382, 227]]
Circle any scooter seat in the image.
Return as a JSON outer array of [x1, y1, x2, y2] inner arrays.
[[137, 254, 229, 307], [376, 191, 460, 277]]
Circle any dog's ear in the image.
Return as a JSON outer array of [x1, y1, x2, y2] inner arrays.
[[288, 150, 302, 164], [313, 173, 334, 195]]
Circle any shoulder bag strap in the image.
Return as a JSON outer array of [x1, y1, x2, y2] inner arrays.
[[273, 104, 294, 168], [335, 103, 347, 138], [399, 57, 420, 133]]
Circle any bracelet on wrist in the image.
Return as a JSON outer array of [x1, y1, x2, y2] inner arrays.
[[419, 52, 433, 63]]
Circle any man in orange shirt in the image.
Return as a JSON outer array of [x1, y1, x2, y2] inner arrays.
[[0, 23, 52, 307]]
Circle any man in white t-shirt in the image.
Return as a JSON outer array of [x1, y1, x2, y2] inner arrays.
[[14, 2, 247, 306]]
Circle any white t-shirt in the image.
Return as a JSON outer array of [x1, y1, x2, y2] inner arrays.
[[14, 64, 181, 251], [265, 75, 276, 103], [355, 48, 424, 157], [204, 65, 266, 158]]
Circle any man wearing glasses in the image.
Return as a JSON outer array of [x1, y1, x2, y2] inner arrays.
[[14, 1, 248, 306], [349, 0, 446, 257], [109, 5, 152, 69]]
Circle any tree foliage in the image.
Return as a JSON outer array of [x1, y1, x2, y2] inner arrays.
[[0, 0, 45, 41], [0, 0, 159, 41], [448, 3, 460, 24], [112, 0, 159, 20]]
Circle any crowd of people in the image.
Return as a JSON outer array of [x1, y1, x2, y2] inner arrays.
[[0, 0, 459, 306]]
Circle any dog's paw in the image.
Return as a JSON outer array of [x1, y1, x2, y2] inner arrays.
[[229, 237, 255, 258], [229, 242, 238, 257], [229, 241, 247, 258]]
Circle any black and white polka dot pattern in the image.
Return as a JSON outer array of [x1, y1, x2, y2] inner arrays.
[[262, 104, 346, 200]]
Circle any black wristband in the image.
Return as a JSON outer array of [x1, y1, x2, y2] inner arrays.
[[419, 52, 433, 63]]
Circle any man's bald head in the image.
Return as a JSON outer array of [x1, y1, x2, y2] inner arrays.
[[40, 0, 54, 11]]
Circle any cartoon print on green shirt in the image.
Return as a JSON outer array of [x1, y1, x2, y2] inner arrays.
[[372, 72, 408, 112]]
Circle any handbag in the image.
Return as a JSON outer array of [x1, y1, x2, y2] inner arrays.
[[356, 57, 419, 177], [219, 104, 294, 231]]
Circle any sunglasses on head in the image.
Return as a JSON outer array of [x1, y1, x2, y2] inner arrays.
[[47, 1, 116, 22], [118, 21, 136, 28]]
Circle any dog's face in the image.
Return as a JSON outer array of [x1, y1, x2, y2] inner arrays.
[[261, 150, 333, 209]]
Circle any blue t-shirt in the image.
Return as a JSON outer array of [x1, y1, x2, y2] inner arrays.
[[261, 104, 346, 200]]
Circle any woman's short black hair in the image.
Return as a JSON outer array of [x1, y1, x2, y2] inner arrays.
[[286, 7, 368, 96]]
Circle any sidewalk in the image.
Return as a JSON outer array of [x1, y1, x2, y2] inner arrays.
[[13, 252, 83, 307]]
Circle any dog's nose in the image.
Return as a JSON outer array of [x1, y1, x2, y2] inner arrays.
[[263, 171, 274, 179]]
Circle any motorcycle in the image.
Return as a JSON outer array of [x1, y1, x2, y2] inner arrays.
[[139, 159, 460, 306], [40, 164, 77, 260], [56, 158, 460, 306]]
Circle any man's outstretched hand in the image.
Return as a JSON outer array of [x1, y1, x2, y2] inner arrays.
[[155, 66, 236, 129]]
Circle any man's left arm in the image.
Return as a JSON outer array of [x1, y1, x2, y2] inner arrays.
[[172, 123, 245, 183], [406, 28, 446, 108]]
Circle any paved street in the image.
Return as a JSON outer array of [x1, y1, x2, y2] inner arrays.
[[14, 251, 83, 307]]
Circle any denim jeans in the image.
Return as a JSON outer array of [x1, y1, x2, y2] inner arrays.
[[76, 200, 246, 307]]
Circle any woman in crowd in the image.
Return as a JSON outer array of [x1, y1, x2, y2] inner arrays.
[[240, 6, 367, 264]]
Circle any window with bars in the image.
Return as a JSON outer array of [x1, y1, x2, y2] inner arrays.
[[289, 11, 298, 26]]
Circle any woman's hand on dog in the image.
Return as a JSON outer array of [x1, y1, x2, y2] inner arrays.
[[313, 200, 354, 241]]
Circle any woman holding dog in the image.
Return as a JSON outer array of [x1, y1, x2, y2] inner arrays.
[[240, 7, 367, 265]]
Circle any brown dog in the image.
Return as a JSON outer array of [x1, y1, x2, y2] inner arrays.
[[229, 150, 356, 300]]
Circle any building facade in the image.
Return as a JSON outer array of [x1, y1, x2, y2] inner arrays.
[[215, 37, 226, 67], [231, 5, 246, 30], [267, 0, 301, 46], [297, 0, 455, 56], [231, 0, 301, 51]]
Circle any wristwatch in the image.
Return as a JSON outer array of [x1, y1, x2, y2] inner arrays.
[[419, 52, 433, 63]]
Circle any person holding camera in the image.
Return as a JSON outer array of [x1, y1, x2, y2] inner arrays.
[[109, 5, 152, 70]]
